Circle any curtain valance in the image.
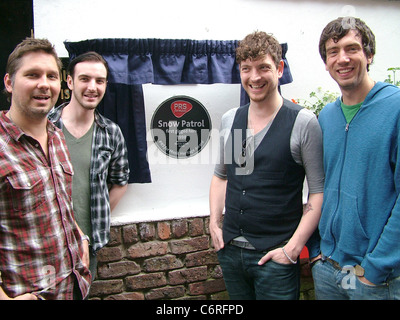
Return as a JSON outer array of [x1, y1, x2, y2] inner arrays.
[[64, 38, 292, 86]]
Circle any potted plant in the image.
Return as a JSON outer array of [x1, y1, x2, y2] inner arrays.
[[293, 87, 339, 117], [384, 67, 400, 87]]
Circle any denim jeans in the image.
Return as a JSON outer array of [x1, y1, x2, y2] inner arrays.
[[312, 259, 400, 300], [217, 243, 300, 300]]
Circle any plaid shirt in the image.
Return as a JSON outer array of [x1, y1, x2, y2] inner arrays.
[[49, 104, 129, 252], [0, 111, 91, 299]]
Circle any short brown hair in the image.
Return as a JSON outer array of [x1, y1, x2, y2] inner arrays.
[[319, 17, 375, 70], [67, 51, 109, 80], [236, 31, 282, 68], [4, 37, 62, 100]]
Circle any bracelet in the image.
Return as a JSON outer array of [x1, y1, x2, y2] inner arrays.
[[81, 235, 90, 244], [282, 247, 297, 264]]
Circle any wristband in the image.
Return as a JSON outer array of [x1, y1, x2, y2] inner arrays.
[[282, 247, 297, 264]]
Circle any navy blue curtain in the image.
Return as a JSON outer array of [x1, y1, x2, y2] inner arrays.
[[64, 39, 293, 183]]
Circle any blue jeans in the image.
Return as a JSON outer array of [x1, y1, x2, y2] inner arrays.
[[312, 259, 400, 300], [217, 244, 300, 300]]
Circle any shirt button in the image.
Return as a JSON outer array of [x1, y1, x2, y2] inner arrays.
[[242, 190, 246, 195], [240, 210, 244, 214]]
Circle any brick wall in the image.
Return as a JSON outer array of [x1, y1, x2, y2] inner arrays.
[[88, 216, 314, 300]]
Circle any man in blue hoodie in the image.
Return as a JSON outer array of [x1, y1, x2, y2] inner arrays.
[[310, 17, 400, 299]]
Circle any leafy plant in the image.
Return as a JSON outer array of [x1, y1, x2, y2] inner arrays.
[[294, 87, 339, 117], [384, 67, 400, 87]]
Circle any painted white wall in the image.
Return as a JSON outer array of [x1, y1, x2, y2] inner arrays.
[[33, 0, 400, 224]]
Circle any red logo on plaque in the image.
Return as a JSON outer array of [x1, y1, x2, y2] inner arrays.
[[171, 100, 193, 118]]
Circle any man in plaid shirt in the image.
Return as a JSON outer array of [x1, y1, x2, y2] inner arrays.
[[48, 52, 129, 279], [0, 38, 91, 300]]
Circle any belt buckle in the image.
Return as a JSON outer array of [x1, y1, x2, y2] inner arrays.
[[354, 264, 365, 277]]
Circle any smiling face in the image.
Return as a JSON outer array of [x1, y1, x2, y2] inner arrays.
[[239, 54, 284, 104], [324, 29, 373, 92], [4, 51, 61, 120], [67, 61, 107, 110]]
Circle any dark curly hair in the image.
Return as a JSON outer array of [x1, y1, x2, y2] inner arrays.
[[236, 31, 282, 68], [319, 17, 375, 71]]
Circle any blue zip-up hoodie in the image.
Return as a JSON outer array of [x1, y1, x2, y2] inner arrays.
[[317, 82, 400, 285]]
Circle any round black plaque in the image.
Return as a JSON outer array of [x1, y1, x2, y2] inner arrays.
[[151, 95, 212, 159]]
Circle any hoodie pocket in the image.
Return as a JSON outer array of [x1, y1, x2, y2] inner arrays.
[[333, 191, 369, 256]]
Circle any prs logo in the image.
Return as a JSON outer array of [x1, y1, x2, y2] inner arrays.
[[171, 100, 193, 118]]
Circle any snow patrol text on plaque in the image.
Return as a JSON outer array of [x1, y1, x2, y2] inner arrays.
[[151, 96, 212, 159]]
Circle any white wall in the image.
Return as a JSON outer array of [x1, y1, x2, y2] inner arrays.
[[34, 0, 400, 98], [33, 0, 400, 224]]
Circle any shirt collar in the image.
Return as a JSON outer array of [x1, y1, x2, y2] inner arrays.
[[0, 110, 24, 141], [0, 110, 58, 142]]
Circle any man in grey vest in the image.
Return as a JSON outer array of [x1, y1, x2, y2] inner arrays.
[[209, 31, 324, 299]]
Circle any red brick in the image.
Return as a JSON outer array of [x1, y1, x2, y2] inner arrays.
[[145, 286, 185, 300], [168, 266, 208, 285], [97, 260, 141, 279], [171, 219, 188, 238], [87, 217, 313, 300], [96, 246, 124, 263], [169, 236, 209, 254], [139, 222, 156, 241], [143, 255, 183, 272], [188, 279, 226, 296], [127, 241, 168, 259], [210, 291, 230, 300], [108, 227, 122, 246], [126, 273, 167, 290], [157, 221, 171, 240], [122, 225, 138, 244], [177, 295, 207, 300], [189, 218, 204, 236], [185, 249, 219, 267], [204, 217, 210, 235], [89, 279, 123, 297], [104, 292, 144, 300]]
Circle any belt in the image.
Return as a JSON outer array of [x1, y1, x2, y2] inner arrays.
[[229, 239, 256, 250], [229, 239, 288, 253], [322, 256, 365, 277], [323, 257, 341, 270]]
